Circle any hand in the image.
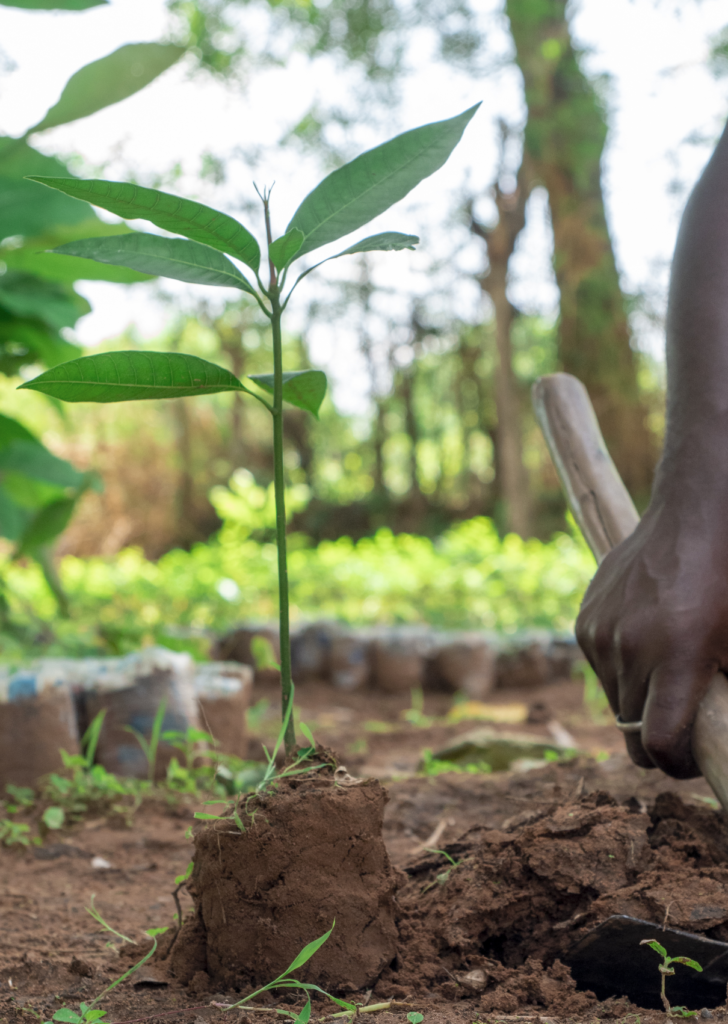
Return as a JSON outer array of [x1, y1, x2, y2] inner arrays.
[[576, 486, 728, 779]]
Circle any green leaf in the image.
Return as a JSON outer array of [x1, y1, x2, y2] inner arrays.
[[299, 722, 315, 747], [51, 1010, 83, 1023], [672, 957, 703, 972], [27, 43, 185, 135], [641, 939, 667, 957], [18, 351, 247, 403], [406, 1014, 424, 1024], [146, 926, 169, 937], [0, 0, 106, 8], [0, 273, 90, 331], [27, 178, 261, 272], [335, 231, 419, 256], [193, 811, 228, 821], [0, 317, 81, 369], [2, 220, 154, 285], [0, 439, 84, 487], [248, 369, 327, 418], [0, 412, 38, 449], [287, 104, 480, 259], [284, 922, 334, 974], [0, 484, 29, 541], [174, 861, 194, 885], [52, 233, 257, 295], [269, 228, 304, 270], [42, 806, 65, 830], [293, 999, 311, 1024], [17, 497, 77, 553]]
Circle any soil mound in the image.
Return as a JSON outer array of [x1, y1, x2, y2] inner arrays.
[[171, 769, 401, 993], [380, 789, 728, 1012]]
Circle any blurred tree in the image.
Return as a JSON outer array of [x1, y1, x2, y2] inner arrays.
[[505, 0, 657, 504]]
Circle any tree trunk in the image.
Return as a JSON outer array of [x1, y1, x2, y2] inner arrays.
[[471, 136, 534, 537], [506, 0, 657, 504]]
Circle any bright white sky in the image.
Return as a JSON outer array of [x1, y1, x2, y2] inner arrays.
[[1, 0, 727, 410]]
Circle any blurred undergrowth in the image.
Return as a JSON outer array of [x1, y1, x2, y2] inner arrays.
[[0, 468, 595, 660]]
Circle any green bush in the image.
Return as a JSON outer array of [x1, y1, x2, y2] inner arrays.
[[0, 475, 594, 657]]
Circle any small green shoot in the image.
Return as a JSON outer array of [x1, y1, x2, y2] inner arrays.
[[640, 938, 703, 1016], [401, 688, 435, 728], [81, 710, 107, 768], [421, 848, 461, 892], [251, 635, 281, 671], [224, 922, 356, 1017], [124, 699, 167, 783], [174, 860, 194, 886], [43, 905, 166, 1024], [0, 818, 32, 846], [407, 1014, 424, 1024], [85, 894, 132, 944], [419, 749, 491, 777], [161, 726, 215, 771]]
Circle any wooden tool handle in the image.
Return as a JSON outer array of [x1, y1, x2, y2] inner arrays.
[[532, 372, 728, 813]]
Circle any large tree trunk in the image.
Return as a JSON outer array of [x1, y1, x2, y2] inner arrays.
[[471, 136, 534, 537], [506, 0, 657, 504]]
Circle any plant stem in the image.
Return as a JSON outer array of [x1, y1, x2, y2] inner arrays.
[[262, 190, 296, 757]]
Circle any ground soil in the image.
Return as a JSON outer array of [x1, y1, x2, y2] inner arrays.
[[1, 675, 726, 1024]]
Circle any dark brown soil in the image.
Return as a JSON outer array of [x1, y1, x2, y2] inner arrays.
[[171, 771, 400, 992], [2, 676, 727, 1024]]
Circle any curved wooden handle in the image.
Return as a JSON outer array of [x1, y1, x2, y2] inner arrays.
[[533, 372, 728, 813]]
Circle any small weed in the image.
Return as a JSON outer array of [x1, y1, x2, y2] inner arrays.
[[640, 938, 703, 1016], [421, 848, 461, 892], [407, 1014, 424, 1024], [220, 922, 357, 1019], [0, 818, 32, 846], [124, 699, 167, 783], [419, 749, 491, 776], [401, 688, 435, 729], [41, 903, 166, 1022]]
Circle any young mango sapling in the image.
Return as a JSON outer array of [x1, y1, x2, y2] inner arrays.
[[20, 104, 480, 755]]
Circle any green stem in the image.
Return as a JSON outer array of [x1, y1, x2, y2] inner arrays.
[[262, 191, 296, 757]]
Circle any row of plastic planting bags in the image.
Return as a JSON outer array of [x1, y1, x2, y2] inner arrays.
[[214, 622, 582, 695], [0, 648, 251, 792]]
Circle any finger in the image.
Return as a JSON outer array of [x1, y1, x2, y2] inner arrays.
[[614, 620, 656, 769], [641, 661, 714, 779]]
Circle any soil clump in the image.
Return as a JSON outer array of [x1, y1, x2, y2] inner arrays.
[[171, 764, 400, 993]]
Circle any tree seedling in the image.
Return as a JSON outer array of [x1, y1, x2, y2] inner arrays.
[[640, 938, 703, 1017], [20, 104, 480, 756]]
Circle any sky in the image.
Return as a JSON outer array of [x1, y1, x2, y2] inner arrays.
[[1, 0, 728, 410]]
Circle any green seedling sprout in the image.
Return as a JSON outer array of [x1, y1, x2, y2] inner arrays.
[[640, 939, 703, 1017], [421, 848, 461, 892], [124, 699, 167, 783], [219, 922, 359, 1019], [20, 104, 480, 757], [43, 902, 166, 1023], [407, 1014, 424, 1024]]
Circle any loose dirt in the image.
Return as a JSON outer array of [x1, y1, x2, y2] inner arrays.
[[2, 676, 726, 1024]]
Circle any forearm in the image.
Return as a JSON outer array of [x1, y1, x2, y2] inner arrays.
[[659, 118, 728, 489]]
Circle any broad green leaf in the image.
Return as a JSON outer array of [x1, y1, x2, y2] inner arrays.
[[0, 412, 38, 449], [0, 0, 106, 7], [0, 139, 96, 238], [27, 43, 185, 135], [248, 370, 327, 418], [287, 104, 480, 259], [41, 806, 65, 830], [2, 220, 153, 285], [0, 439, 84, 487], [0, 317, 80, 369], [27, 178, 261, 272], [18, 497, 77, 552], [0, 485, 28, 541], [50, 1010, 83, 1023], [335, 231, 419, 256], [52, 233, 256, 295], [284, 922, 334, 974], [269, 228, 304, 270], [0, 273, 90, 330], [19, 351, 246, 403]]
